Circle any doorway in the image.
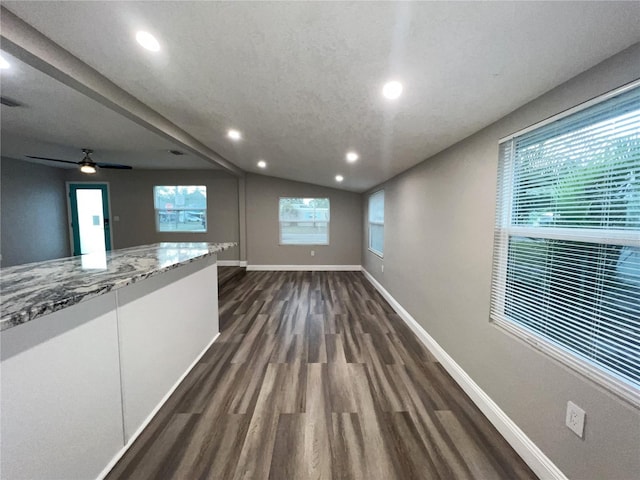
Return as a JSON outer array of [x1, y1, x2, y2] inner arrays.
[[67, 183, 112, 256]]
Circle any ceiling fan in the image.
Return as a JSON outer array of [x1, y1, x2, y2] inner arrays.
[[26, 148, 133, 174]]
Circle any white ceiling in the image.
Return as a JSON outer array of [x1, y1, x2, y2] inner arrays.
[[3, 1, 640, 191], [0, 50, 216, 170]]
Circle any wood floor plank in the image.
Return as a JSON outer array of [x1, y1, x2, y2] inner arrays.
[[232, 364, 283, 480], [305, 364, 333, 480], [381, 411, 443, 479], [227, 362, 269, 414], [330, 413, 369, 480], [307, 313, 328, 363], [336, 314, 367, 363], [327, 362, 359, 413], [269, 414, 306, 480], [326, 333, 348, 363], [436, 409, 503, 479], [346, 362, 398, 480], [175, 413, 250, 480], [363, 336, 413, 412], [111, 413, 199, 480], [106, 271, 537, 480]]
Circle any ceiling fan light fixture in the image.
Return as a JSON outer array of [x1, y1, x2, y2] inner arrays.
[[80, 163, 97, 174], [26, 149, 132, 171]]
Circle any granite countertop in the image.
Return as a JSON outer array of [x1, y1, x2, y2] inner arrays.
[[0, 242, 237, 332]]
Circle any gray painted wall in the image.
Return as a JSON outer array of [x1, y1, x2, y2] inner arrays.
[[0, 157, 70, 266], [246, 174, 361, 266], [66, 168, 241, 260], [362, 44, 640, 479]]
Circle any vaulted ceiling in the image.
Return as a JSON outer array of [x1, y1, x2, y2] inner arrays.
[[2, 2, 640, 191]]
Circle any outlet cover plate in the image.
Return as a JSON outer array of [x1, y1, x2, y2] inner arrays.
[[566, 401, 586, 438]]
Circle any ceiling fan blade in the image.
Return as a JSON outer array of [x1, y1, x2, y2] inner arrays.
[[26, 155, 79, 165], [96, 162, 133, 170]]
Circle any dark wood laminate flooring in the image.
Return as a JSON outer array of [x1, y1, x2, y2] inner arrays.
[[218, 266, 246, 289], [107, 271, 537, 480]]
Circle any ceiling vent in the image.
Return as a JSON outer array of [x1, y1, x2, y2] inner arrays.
[[0, 96, 23, 107], [168, 149, 184, 155]]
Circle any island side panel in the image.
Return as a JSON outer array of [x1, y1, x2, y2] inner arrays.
[[0, 292, 124, 480], [116, 255, 219, 440]]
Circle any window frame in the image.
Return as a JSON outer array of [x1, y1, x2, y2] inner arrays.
[[278, 197, 330, 246], [153, 185, 208, 234], [368, 190, 385, 258], [491, 80, 640, 406]]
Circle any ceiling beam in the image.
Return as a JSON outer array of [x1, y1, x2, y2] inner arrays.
[[0, 6, 244, 176]]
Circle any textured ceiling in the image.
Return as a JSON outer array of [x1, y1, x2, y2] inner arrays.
[[0, 50, 216, 170], [3, 2, 640, 190]]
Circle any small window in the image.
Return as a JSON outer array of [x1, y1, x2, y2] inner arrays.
[[491, 83, 640, 403], [279, 198, 329, 245], [153, 186, 207, 233], [368, 190, 384, 256]]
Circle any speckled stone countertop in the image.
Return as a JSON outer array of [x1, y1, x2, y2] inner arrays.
[[0, 242, 237, 332]]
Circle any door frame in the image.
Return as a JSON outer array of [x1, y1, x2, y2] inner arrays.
[[66, 181, 114, 256]]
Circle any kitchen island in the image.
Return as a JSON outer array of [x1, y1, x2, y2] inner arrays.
[[0, 242, 236, 479]]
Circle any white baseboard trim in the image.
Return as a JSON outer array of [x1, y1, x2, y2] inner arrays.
[[239, 261, 248, 267], [217, 260, 241, 266], [97, 332, 221, 480], [361, 268, 567, 480], [246, 264, 362, 271]]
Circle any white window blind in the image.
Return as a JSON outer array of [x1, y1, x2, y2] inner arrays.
[[368, 190, 385, 256], [491, 83, 640, 402]]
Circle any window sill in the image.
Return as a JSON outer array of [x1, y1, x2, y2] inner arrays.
[[368, 247, 383, 258]]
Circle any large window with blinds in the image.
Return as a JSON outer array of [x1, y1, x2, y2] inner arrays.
[[491, 82, 640, 403]]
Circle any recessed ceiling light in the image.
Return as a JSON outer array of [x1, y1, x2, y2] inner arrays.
[[257, 160, 267, 168], [0, 55, 10, 70], [227, 129, 242, 141], [136, 31, 161, 52], [382, 80, 403, 100], [335, 175, 344, 182], [346, 151, 359, 163]]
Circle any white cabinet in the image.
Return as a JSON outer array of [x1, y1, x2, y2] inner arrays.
[[0, 256, 219, 479]]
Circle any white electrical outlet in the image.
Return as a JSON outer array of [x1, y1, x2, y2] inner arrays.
[[310, 250, 315, 257], [381, 265, 384, 272], [565, 401, 586, 438]]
